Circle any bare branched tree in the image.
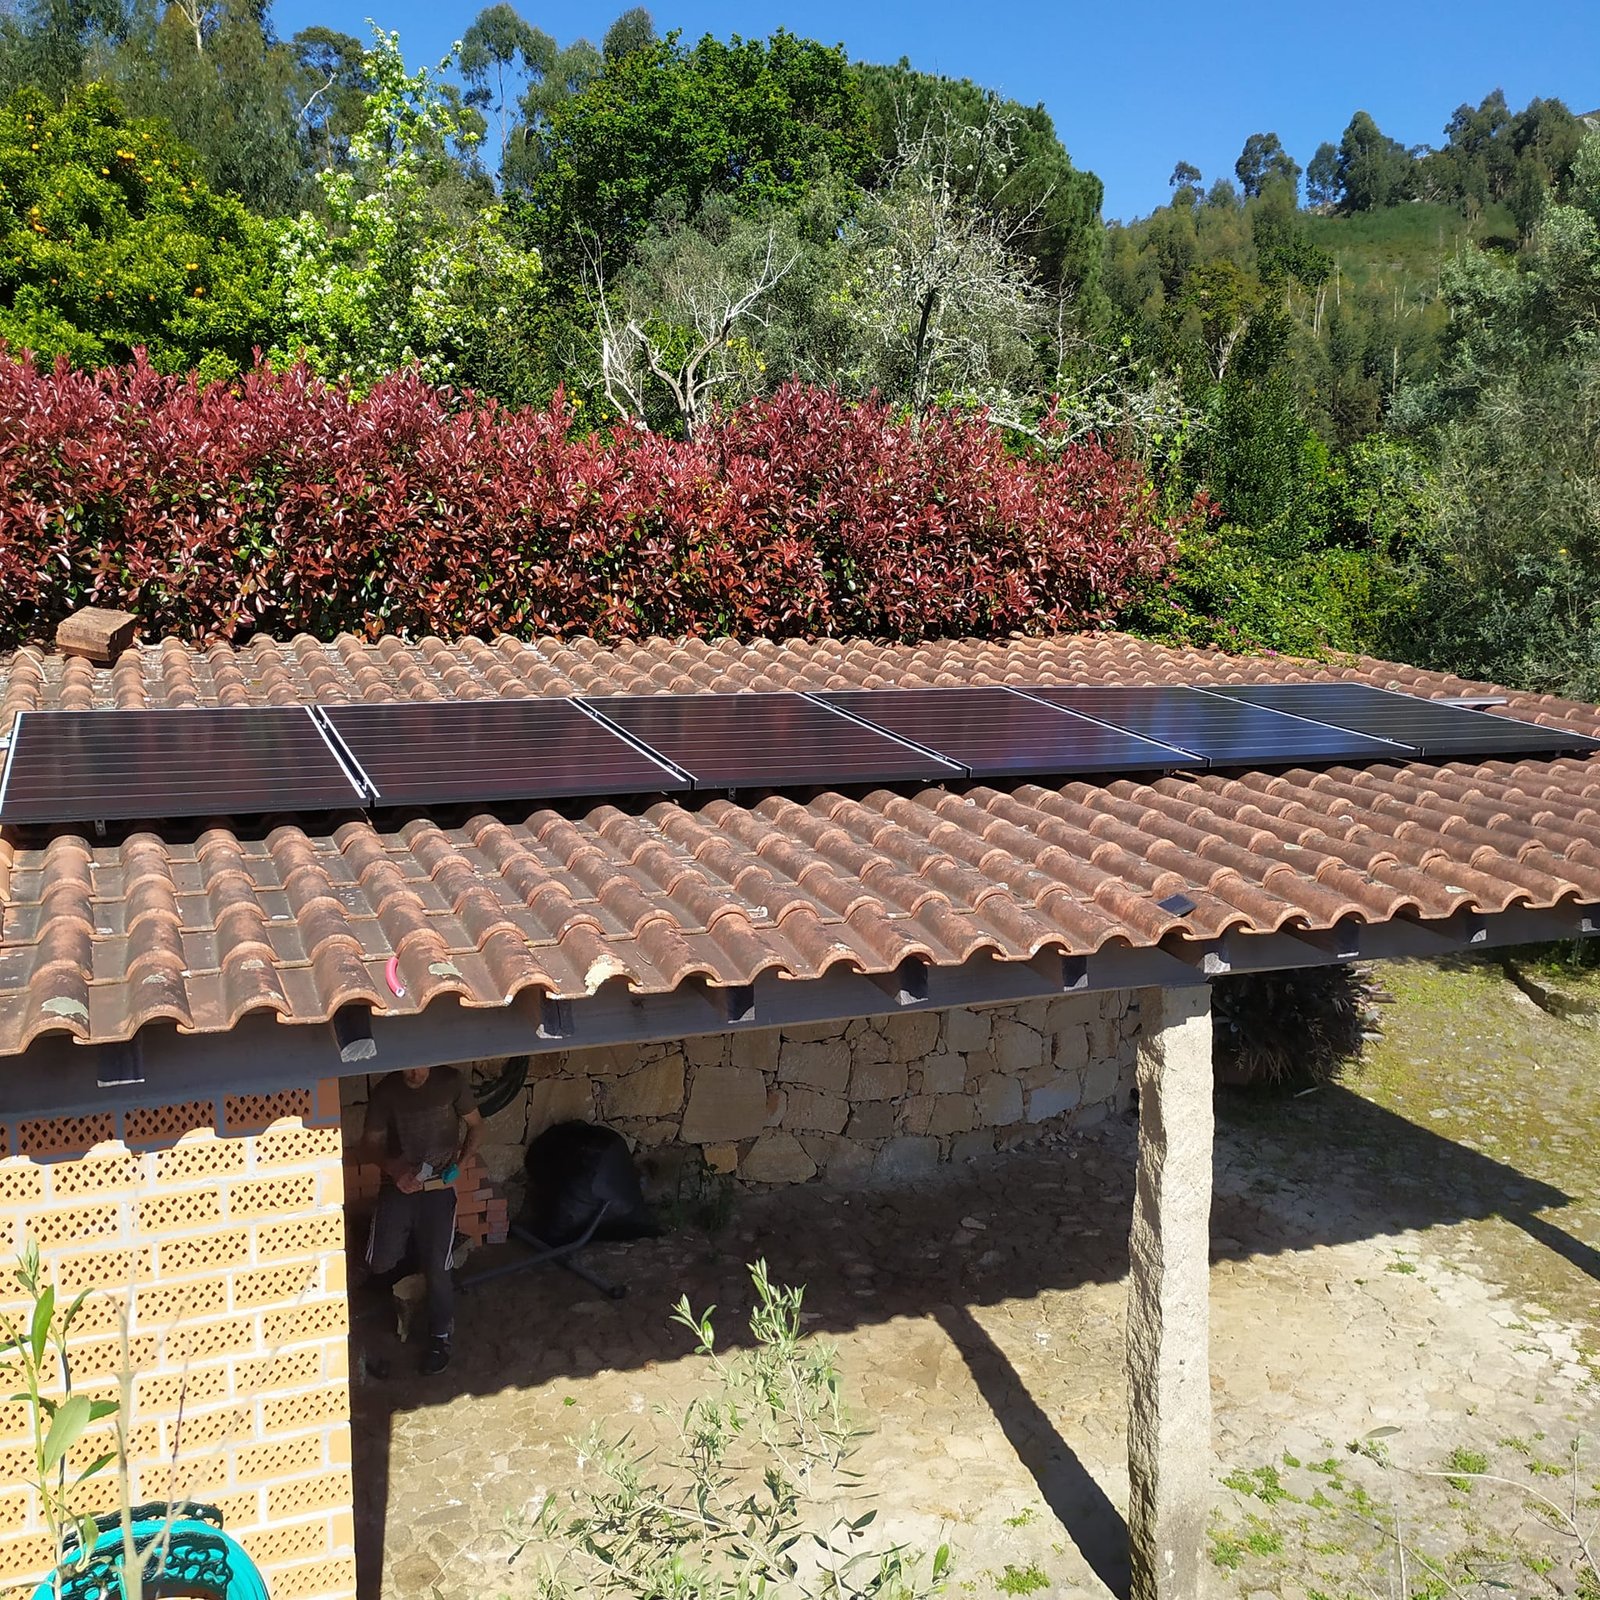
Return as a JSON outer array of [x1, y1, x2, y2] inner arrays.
[[585, 221, 798, 436]]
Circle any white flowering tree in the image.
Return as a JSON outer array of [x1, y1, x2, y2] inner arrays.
[[833, 100, 1047, 419], [273, 29, 542, 392]]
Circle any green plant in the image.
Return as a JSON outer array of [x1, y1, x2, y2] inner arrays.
[[655, 1148, 736, 1236], [515, 1259, 952, 1598], [0, 1241, 123, 1596], [992, 1563, 1048, 1595], [0, 1242, 189, 1600]]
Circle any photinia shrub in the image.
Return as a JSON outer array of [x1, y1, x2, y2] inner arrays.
[[0, 355, 1176, 648]]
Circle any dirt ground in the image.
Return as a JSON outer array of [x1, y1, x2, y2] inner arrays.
[[350, 957, 1600, 1599]]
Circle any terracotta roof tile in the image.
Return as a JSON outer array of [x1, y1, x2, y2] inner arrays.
[[2, 630, 1599, 1052]]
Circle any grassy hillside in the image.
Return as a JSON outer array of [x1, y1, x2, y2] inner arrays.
[[1302, 201, 1517, 304]]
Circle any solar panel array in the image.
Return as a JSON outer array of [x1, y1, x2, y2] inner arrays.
[[2, 683, 1595, 826]]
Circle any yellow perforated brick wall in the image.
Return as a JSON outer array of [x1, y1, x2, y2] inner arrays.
[[0, 1082, 354, 1600]]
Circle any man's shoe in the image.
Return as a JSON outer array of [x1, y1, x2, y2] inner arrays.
[[419, 1337, 451, 1376]]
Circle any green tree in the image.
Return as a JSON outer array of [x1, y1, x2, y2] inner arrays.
[[460, 2, 553, 174], [0, 82, 277, 374], [1336, 110, 1413, 212], [98, 0, 309, 216], [1169, 159, 1202, 207], [272, 29, 543, 394], [290, 25, 372, 171], [1305, 141, 1338, 208], [1235, 131, 1299, 199], [517, 29, 871, 280], [601, 6, 654, 61], [1396, 130, 1600, 697], [0, 0, 121, 104]]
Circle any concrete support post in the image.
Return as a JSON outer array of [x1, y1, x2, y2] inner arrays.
[[1126, 983, 1214, 1600]]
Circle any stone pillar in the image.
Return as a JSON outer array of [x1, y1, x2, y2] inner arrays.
[[1125, 983, 1214, 1600]]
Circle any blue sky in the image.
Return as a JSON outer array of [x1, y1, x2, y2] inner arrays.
[[270, 0, 1600, 221]]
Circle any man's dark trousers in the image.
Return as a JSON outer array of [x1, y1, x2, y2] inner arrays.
[[368, 1186, 457, 1340]]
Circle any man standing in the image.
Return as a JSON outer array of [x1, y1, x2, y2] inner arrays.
[[362, 1066, 485, 1375]]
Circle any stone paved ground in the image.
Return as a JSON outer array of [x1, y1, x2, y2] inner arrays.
[[351, 958, 1600, 1599]]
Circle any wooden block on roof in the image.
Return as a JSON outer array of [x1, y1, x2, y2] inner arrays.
[[56, 607, 139, 665]]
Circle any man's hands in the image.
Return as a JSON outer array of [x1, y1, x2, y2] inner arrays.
[[392, 1165, 423, 1194]]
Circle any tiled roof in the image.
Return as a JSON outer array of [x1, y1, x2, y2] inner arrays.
[[1, 632, 1598, 1056]]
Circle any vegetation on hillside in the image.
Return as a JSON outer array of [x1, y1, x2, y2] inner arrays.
[[0, 2, 1591, 700]]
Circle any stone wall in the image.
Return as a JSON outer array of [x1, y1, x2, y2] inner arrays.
[[340, 992, 1139, 1200], [0, 1085, 355, 1599]]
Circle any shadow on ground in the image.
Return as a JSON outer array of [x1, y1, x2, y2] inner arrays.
[[348, 1059, 1593, 1597]]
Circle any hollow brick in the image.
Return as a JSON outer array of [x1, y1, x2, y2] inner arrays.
[[261, 1385, 348, 1436], [157, 1228, 249, 1276], [261, 1298, 348, 1348], [136, 1190, 222, 1234], [266, 1469, 353, 1523], [166, 1402, 251, 1456], [155, 1136, 247, 1184], [159, 1313, 256, 1365], [136, 1277, 229, 1326], [46, 1243, 153, 1291], [253, 1125, 341, 1169], [122, 1099, 217, 1147], [0, 1164, 44, 1207], [239, 1516, 333, 1567], [49, 1151, 145, 1197], [136, 1362, 232, 1414], [31, 1200, 123, 1247], [15, 1113, 116, 1158], [253, 1214, 342, 1259], [0, 1486, 29, 1535], [223, 1090, 312, 1134], [0, 1529, 57, 1580], [227, 1174, 317, 1220], [233, 1433, 324, 1484], [265, 1552, 356, 1600], [233, 1347, 321, 1395], [232, 1261, 318, 1309]]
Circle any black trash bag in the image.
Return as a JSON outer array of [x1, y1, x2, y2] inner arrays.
[[522, 1121, 661, 1246]]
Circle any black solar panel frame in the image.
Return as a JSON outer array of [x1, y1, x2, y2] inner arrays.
[[812, 686, 1203, 777], [1013, 684, 1414, 769], [0, 706, 367, 826], [578, 692, 963, 791], [1200, 681, 1600, 760], [317, 699, 691, 807]]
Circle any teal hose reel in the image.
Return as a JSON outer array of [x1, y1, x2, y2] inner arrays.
[[32, 1504, 268, 1600]]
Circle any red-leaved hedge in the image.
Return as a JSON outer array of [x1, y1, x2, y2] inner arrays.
[[0, 355, 1175, 649]]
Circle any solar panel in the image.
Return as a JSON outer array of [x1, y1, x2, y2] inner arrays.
[[1202, 682, 1600, 760], [579, 693, 961, 790], [319, 699, 688, 806], [1018, 684, 1410, 768], [815, 687, 1202, 777], [0, 708, 364, 825]]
